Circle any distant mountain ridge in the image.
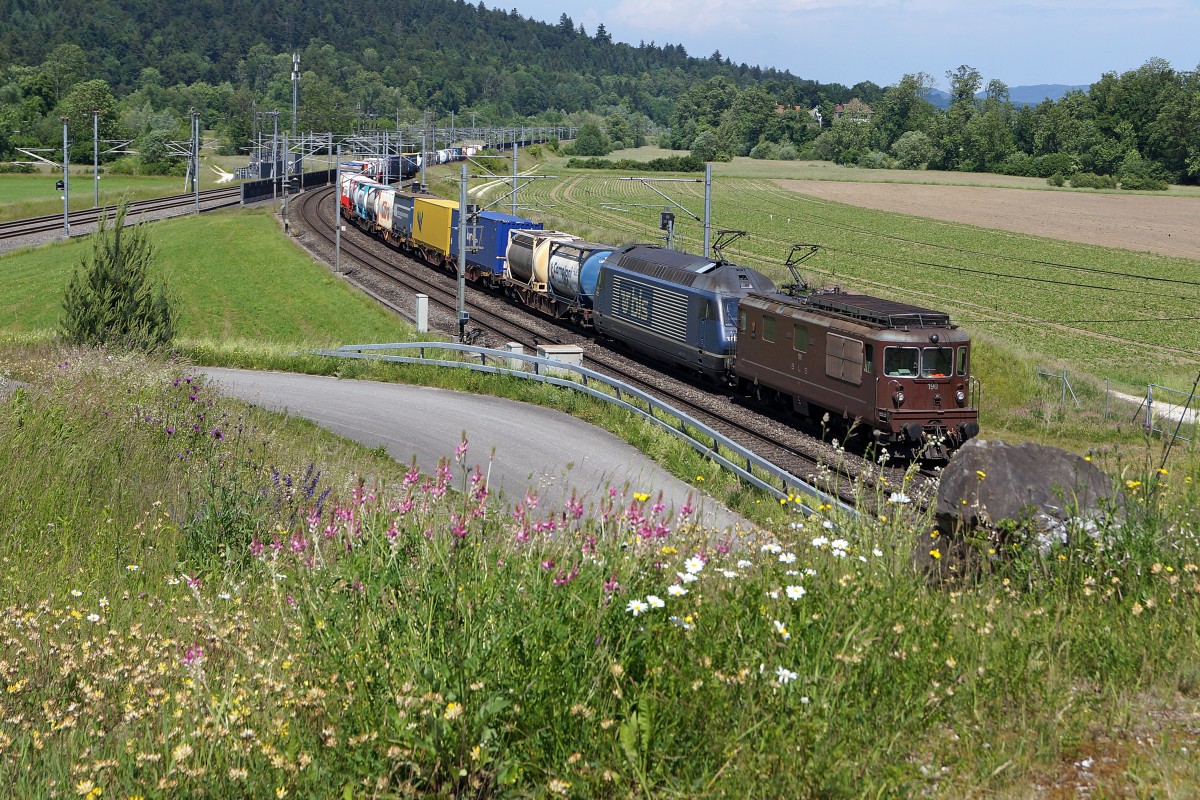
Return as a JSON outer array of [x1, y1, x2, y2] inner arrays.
[[924, 84, 1090, 109]]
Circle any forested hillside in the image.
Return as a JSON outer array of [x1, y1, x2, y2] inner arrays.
[[0, 0, 868, 161], [1, 0, 1197, 187], [669, 62, 1200, 187]]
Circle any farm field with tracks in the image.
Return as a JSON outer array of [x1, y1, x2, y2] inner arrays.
[[503, 159, 1200, 393]]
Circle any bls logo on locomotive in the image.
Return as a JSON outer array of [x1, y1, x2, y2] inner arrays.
[[613, 281, 651, 323]]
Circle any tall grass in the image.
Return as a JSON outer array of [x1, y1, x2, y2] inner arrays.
[[1, 350, 1197, 798]]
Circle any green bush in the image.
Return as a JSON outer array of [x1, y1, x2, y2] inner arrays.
[[1034, 153, 1079, 178], [1069, 172, 1117, 189], [1119, 175, 1169, 190], [60, 202, 178, 351], [1047, 173, 1066, 187], [995, 153, 1036, 176], [749, 141, 779, 160], [858, 150, 893, 169]]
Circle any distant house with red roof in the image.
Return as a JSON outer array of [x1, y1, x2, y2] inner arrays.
[[833, 98, 873, 123]]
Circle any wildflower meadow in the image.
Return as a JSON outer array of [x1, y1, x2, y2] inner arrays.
[[1, 349, 1198, 798]]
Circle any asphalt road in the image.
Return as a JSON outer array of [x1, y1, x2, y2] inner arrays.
[[200, 368, 754, 534]]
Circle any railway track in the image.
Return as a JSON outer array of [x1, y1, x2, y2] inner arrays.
[[295, 185, 938, 513], [0, 187, 242, 241]]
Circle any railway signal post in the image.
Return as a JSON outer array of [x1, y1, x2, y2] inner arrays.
[[60, 117, 69, 238]]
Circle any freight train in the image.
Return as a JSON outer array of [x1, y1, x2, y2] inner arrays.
[[335, 168, 980, 457]]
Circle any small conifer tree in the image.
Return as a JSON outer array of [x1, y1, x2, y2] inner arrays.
[[60, 202, 177, 350]]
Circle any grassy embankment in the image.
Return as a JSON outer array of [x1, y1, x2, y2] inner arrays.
[[0, 174, 1198, 797]]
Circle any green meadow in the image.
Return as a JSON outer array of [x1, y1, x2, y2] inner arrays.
[[0, 171, 204, 221], [0, 208, 410, 348]]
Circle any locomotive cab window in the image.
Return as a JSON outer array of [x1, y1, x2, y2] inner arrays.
[[864, 344, 874, 373], [884, 347, 919, 377], [723, 298, 739, 328], [763, 315, 776, 343], [700, 299, 714, 320], [957, 347, 968, 376], [739, 309, 748, 333], [793, 324, 808, 352], [921, 347, 954, 378]]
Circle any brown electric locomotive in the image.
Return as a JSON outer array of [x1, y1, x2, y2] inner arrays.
[[733, 288, 980, 458]]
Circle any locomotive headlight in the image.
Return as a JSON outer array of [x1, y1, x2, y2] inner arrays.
[[955, 389, 966, 405], [894, 390, 905, 406]]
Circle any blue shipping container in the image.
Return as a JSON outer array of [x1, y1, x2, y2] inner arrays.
[[450, 210, 542, 277]]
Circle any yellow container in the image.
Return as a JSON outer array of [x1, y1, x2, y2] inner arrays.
[[412, 198, 459, 257]]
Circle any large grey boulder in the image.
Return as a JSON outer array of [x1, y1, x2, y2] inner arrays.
[[935, 438, 1123, 552]]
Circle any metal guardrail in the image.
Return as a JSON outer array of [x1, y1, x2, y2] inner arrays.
[[314, 341, 858, 521]]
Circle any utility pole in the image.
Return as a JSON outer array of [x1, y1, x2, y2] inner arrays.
[[511, 143, 518, 218], [420, 132, 427, 191], [334, 144, 342, 273], [457, 163, 468, 341], [92, 112, 99, 208], [291, 53, 300, 138], [192, 109, 200, 214], [282, 132, 289, 231], [703, 163, 712, 258], [271, 112, 279, 208], [61, 117, 70, 237]]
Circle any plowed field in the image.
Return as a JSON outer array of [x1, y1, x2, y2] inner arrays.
[[775, 180, 1200, 261]]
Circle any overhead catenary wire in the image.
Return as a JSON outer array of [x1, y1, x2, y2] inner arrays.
[[817, 244, 1200, 302], [755, 189, 1200, 287]]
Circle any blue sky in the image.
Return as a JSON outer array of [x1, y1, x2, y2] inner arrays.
[[508, 0, 1199, 89]]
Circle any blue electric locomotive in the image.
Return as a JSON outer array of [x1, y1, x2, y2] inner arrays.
[[592, 244, 777, 382]]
